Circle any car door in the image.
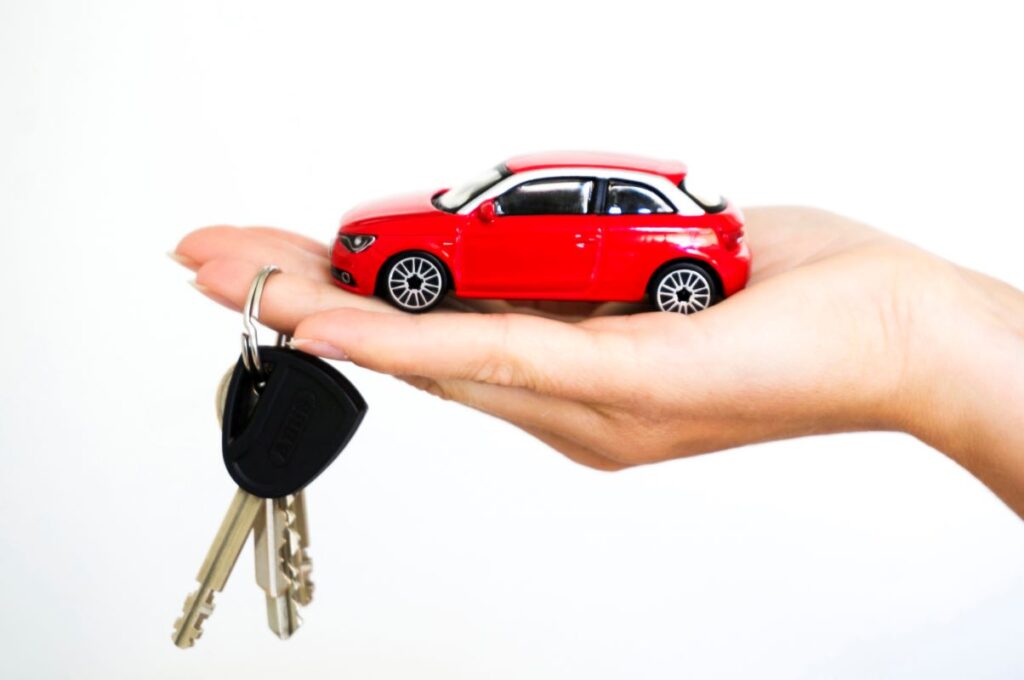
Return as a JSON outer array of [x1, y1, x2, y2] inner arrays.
[[591, 178, 694, 293], [457, 177, 600, 295]]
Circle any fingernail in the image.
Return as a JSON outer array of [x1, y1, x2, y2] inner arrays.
[[168, 251, 199, 269], [189, 279, 238, 310], [290, 338, 349, 361]]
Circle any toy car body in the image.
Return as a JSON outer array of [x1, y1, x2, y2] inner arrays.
[[330, 152, 750, 313]]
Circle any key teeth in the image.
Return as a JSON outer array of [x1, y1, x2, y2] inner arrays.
[[281, 548, 314, 604], [296, 574, 315, 606], [292, 552, 314, 605], [172, 589, 216, 648], [278, 518, 315, 606]]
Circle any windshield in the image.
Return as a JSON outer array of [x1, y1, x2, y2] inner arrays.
[[433, 165, 509, 212]]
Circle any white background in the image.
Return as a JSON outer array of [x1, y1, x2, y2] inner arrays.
[[1, 1, 1022, 678]]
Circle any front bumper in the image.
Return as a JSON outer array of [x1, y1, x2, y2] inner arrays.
[[330, 266, 357, 288], [330, 240, 379, 296]]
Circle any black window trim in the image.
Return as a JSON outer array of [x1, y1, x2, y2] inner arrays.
[[592, 178, 609, 215], [603, 178, 677, 215]]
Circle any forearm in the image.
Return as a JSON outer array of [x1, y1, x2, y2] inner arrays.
[[908, 265, 1024, 516]]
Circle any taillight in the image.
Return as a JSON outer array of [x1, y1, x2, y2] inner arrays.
[[716, 211, 744, 251], [721, 230, 741, 251]]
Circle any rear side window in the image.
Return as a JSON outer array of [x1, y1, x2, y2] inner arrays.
[[680, 177, 727, 213], [495, 178, 594, 216], [605, 180, 674, 215]]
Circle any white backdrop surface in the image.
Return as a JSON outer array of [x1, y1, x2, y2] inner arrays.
[[1, 1, 1022, 678]]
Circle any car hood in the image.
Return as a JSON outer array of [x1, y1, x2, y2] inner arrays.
[[340, 190, 445, 229]]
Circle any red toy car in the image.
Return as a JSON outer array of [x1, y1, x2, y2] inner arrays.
[[330, 152, 750, 313]]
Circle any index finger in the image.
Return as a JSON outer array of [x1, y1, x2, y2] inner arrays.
[[292, 308, 621, 399]]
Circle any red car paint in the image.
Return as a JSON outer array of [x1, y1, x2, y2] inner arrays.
[[330, 152, 750, 313]]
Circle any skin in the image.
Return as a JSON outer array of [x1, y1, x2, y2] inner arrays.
[[173, 207, 1024, 516]]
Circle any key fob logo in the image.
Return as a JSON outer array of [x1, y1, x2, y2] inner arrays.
[[269, 390, 317, 467]]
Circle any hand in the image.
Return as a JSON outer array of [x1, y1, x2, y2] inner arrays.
[[173, 208, 1024, 515]]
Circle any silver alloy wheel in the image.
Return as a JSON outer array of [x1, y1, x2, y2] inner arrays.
[[655, 268, 713, 314], [387, 255, 444, 310]]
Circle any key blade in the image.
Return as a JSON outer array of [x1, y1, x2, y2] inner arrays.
[[292, 491, 315, 606], [254, 496, 302, 639], [264, 592, 301, 639], [172, 488, 262, 649], [198, 488, 263, 588], [172, 589, 215, 648], [214, 364, 235, 429]]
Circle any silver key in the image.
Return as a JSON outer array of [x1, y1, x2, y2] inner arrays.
[[172, 488, 263, 648], [173, 368, 261, 648], [253, 495, 302, 638], [292, 490, 315, 606]]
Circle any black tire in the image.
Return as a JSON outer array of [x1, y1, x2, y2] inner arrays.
[[648, 262, 720, 314], [379, 252, 448, 313]]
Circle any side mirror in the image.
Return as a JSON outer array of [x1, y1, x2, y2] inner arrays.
[[478, 199, 497, 223]]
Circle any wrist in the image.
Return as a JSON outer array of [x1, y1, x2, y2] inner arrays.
[[904, 262, 1024, 514]]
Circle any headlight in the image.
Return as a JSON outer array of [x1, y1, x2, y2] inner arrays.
[[339, 234, 376, 253]]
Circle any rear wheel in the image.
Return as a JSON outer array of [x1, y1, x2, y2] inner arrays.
[[649, 262, 719, 314], [380, 252, 448, 313]]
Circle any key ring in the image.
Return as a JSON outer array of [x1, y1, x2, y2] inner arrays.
[[241, 265, 286, 383]]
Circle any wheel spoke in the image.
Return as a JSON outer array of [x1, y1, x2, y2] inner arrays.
[[655, 268, 716, 314], [387, 256, 447, 309]]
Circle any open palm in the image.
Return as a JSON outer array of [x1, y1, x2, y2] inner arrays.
[[174, 206, 957, 471]]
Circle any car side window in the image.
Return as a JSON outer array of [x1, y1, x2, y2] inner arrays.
[[495, 178, 594, 216], [605, 180, 674, 215]]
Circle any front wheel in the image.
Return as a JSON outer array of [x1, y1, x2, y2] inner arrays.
[[380, 252, 448, 313], [649, 263, 720, 314]]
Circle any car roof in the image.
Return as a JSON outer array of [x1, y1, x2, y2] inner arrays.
[[503, 151, 687, 184]]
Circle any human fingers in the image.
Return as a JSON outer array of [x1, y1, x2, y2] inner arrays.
[[291, 308, 638, 400], [193, 258, 396, 334], [175, 225, 332, 282], [243, 226, 331, 258]]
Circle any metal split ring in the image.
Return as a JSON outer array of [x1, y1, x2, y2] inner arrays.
[[241, 264, 288, 383]]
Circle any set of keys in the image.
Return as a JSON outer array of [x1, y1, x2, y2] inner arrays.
[[173, 266, 368, 648]]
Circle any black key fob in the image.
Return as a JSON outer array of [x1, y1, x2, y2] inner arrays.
[[221, 346, 367, 498]]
